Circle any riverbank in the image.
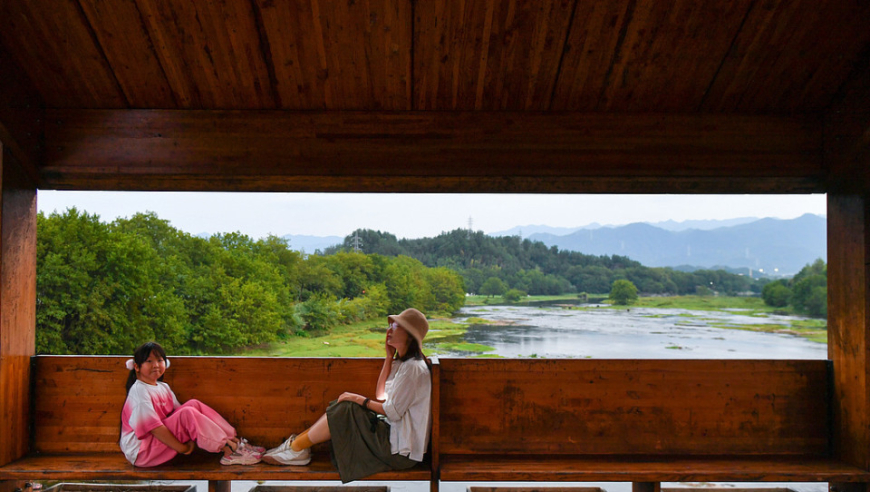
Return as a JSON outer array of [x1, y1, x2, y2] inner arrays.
[[245, 294, 826, 357], [244, 317, 477, 357]]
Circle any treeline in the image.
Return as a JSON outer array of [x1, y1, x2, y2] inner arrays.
[[327, 229, 763, 296], [37, 209, 464, 355], [762, 259, 827, 317]]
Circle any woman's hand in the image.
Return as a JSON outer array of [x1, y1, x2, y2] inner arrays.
[[338, 392, 364, 405]]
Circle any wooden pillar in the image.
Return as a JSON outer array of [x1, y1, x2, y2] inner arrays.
[[0, 142, 37, 469], [828, 193, 870, 470]]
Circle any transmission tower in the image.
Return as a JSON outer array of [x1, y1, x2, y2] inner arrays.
[[351, 231, 363, 253], [467, 217, 473, 240]]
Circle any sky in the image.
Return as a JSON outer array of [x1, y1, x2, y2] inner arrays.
[[36, 191, 827, 240]]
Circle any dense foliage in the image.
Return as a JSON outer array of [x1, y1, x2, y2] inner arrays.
[[328, 229, 762, 297], [609, 279, 639, 305], [37, 210, 465, 355], [761, 259, 827, 317]]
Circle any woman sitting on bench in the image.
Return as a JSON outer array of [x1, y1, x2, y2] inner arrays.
[[263, 308, 432, 483]]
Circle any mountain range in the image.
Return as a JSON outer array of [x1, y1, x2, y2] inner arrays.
[[522, 214, 825, 276], [277, 215, 824, 276]]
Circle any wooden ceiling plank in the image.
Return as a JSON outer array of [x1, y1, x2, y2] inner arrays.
[[704, 0, 870, 113], [78, 0, 177, 108], [0, 1, 127, 109], [134, 0, 275, 109], [597, 0, 753, 112], [414, 0, 573, 110], [550, 0, 632, 111], [41, 109, 823, 193]]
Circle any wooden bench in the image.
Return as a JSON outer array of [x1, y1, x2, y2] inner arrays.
[[0, 356, 438, 492], [435, 359, 870, 492], [2, 356, 869, 492]]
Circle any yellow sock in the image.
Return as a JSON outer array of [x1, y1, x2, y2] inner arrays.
[[291, 431, 313, 451]]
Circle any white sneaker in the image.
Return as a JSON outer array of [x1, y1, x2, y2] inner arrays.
[[262, 435, 311, 465], [264, 434, 295, 457]]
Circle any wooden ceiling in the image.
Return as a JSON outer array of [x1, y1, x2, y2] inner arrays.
[[0, 0, 868, 192]]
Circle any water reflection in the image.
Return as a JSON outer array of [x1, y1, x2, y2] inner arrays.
[[452, 305, 826, 359]]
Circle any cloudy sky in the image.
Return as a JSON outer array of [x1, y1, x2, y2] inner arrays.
[[37, 191, 827, 240]]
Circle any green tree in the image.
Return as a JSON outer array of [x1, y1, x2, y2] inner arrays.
[[609, 279, 638, 305], [502, 288, 527, 303], [479, 277, 507, 297], [762, 281, 791, 307]]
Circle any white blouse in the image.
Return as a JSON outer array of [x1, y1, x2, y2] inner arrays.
[[382, 358, 431, 462]]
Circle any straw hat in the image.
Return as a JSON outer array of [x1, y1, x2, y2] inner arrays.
[[388, 308, 429, 352]]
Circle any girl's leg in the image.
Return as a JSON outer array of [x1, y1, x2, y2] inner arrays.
[[291, 413, 330, 451], [133, 435, 179, 467], [163, 402, 236, 454], [177, 400, 237, 438]]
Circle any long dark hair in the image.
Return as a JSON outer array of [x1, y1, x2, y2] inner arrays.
[[125, 341, 168, 393], [398, 338, 431, 371]]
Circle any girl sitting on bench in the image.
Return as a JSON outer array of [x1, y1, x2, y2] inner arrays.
[[120, 341, 265, 466], [263, 308, 432, 483]]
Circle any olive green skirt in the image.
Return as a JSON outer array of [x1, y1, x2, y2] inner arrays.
[[326, 400, 418, 483]]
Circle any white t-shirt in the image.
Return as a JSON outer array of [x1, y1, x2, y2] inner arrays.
[[382, 358, 431, 462], [119, 380, 181, 465]]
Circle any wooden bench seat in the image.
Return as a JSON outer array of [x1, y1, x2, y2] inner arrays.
[[0, 452, 431, 482], [3, 355, 869, 492], [435, 359, 870, 488], [438, 455, 870, 483], [0, 356, 437, 492]]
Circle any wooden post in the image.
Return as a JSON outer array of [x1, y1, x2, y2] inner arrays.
[[0, 144, 37, 488], [828, 194, 870, 472]]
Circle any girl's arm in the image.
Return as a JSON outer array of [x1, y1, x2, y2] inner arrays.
[[150, 425, 195, 455]]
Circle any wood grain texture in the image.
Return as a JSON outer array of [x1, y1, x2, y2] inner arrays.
[[254, 0, 411, 110], [438, 455, 870, 482], [30, 357, 404, 453], [0, 149, 37, 466], [593, 0, 754, 112], [438, 359, 829, 456], [0, 0, 127, 108], [414, 0, 574, 110], [0, 46, 42, 187], [77, 0, 177, 109], [824, 49, 870, 194], [702, 0, 870, 112], [41, 110, 824, 193], [827, 194, 870, 470], [133, 0, 275, 109], [0, 452, 430, 481]]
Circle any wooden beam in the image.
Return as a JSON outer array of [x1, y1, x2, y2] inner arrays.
[[828, 193, 870, 471], [825, 49, 870, 194], [0, 144, 37, 467], [42, 110, 824, 193], [0, 45, 43, 187]]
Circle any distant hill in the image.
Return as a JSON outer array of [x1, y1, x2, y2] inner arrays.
[[527, 214, 825, 276], [491, 217, 761, 237]]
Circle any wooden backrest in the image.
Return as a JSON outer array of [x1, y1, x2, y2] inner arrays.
[[437, 359, 830, 456], [31, 356, 407, 453]]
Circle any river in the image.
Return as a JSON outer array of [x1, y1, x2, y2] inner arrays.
[[450, 304, 826, 359]]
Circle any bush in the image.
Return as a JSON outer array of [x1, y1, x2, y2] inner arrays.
[[503, 289, 527, 303], [609, 279, 638, 305]]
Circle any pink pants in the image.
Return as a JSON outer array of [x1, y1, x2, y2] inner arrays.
[[134, 399, 236, 467]]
